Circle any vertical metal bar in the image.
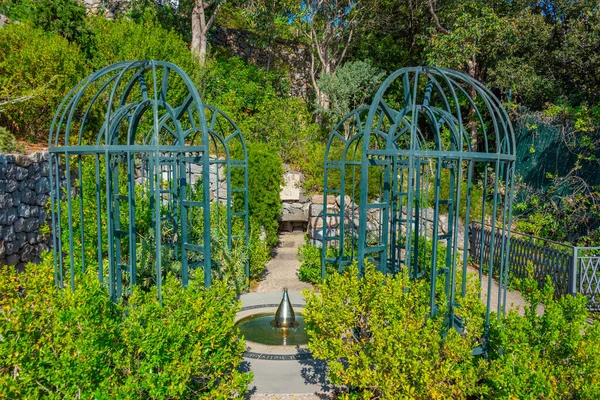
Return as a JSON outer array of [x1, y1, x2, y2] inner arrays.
[[154, 149, 163, 301], [104, 151, 115, 301], [179, 157, 189, 287], [430, 157, 442, 316], [95, 154, 103, 282], [113, 157, 122, 300], [65, 152, 75, 290], [485, 160, 501, 329], [78, 155, 85, 272], [462, 160, 473, 297], [49, 153, 60, 287], [571, 247, 578, 295], [127, 151, 136, 290]]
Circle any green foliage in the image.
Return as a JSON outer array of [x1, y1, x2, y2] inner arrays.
[[0, 254, 252, 398], [485, 275, 600, 399], [304, 260, 600, 399], [233, 142, 284, 249], [297, 239, 322, 283], [248, 217, 270, 279], [0, 23, 87, 140], [89, 13, 200, 81], [316, 60, 386, 131], [201, 55, 319, 163], [303, 261, 486, 399], [0, 126, 22, 153], [0, 0, 94, 52]]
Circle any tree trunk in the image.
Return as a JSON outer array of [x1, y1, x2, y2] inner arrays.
[[191, 1, 209, 66]]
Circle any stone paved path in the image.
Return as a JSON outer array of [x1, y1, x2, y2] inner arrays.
[[245, 232, 333, 399], [255, 232, 313, 293]]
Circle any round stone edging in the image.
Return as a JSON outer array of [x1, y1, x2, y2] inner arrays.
[[236, 303, 312, 360]]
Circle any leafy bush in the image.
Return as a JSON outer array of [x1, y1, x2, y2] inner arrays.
[[316, 60, 386, 131], [0, 0, 94, 52], [297, 238, 339, 284], [0, 23, 87, 140], [303, 261, 600, 399], [202, 55, 319, 163], [484, 276, 600, 399], [90, 13, 200, 82], [0, 254, 252, 398], [303, 261, 485, 399], [0, 126, 22, 153], [233, 142, 283, 249]]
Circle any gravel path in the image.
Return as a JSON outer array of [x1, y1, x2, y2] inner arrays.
[[255, 232, 313, 293]]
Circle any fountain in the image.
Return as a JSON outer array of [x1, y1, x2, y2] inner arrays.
[[236, 288, 308, 346]]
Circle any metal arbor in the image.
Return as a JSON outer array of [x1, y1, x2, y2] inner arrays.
[[322, 67, 516, 333], [49, 61, 249, 301]]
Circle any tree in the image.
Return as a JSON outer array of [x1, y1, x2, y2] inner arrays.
[[297, 0, 377, 112], [191, 0, 225, 65], [316, 60, 385, 132]]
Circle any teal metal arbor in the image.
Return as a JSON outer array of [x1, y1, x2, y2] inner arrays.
[[322, 67, 515, 334], [49, 61, 249, 301]]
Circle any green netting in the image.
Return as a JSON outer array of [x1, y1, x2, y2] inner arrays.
[[514, 112, 600, 190]]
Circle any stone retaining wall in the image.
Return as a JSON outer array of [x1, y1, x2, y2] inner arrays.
[[0, 153, 52, 269]]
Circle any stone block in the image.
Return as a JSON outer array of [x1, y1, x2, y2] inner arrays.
[[15, 232, 25, 248], [18, 203, 33, 218], [6, 254, 19, 266], [3, 225, 14, 241], [335, 195, 352, 208], [36, 192, 49, 206], [281, 171, 302, 201], [6, 179, 18, 193], [14, 166, 28, 181], [309, 203, 324, 217], [14, 154, 33, 168], [21, 188, 36, 204], [40, 162, 49, 177], [311, 194, 324, 205], [11, 191, 20, 206], [21, 244, 36, 262], [4, 241, 15, 256], [0, 193, 13, 208], [6, 207, 17, 225]]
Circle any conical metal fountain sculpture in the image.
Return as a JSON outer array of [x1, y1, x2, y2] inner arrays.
[[274, 288, 296, 328]]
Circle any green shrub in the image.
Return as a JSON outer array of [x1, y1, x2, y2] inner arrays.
[[0, 254, 252, 399], [484, 276, 600, 399], [303, 261, 485, 399], [0, 0, 94, 52], [303, 260, 600, 399], [233, 142, 283, 249], [90, 12, 201, 83], [0, 126, 22, 153], [0, 23, 88, 140], [297, 238, 338, 284], [248, 217, 270, 280], [202, 55, 319, 163]]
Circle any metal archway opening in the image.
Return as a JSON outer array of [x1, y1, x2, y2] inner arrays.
[[49, 61, 249, 302], [322, 67, 516, 342]]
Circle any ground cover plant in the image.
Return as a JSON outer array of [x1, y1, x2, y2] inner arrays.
[[303, 262, 600, 399], [0, 254, 252, 399]]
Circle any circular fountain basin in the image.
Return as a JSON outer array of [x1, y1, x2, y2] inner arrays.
[[236, 312, 308, 346]]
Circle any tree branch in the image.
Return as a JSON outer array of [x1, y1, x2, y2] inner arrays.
[[428, 0, 449, 34]]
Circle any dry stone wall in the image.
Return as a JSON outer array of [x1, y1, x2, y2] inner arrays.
[[0, 153, 53, 269]]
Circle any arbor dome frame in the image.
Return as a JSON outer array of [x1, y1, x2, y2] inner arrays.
[[49, 60, 249, 301], [322, 67, 516, 335]]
